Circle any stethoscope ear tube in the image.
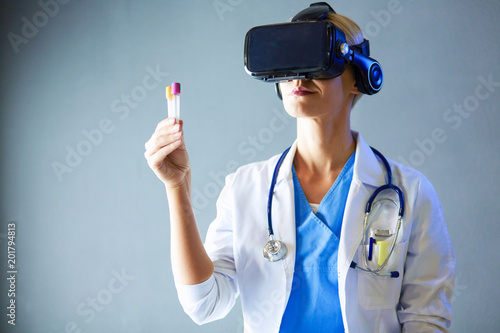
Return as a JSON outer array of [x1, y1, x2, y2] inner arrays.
[[350, 261, 400, 278], [365, 184, 405, 218], [366, 147, 405, 217], [353, 147, 405, 277]]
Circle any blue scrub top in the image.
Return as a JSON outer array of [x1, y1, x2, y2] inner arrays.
[[279, 152, 355, 332]]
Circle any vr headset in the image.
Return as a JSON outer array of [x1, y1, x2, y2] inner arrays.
[[244, 2, 383, 98]]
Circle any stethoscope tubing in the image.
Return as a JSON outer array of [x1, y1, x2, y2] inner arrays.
[[265, 145, 405, 278], [267, 146, 291, 237], [267, 146, 404, 237]]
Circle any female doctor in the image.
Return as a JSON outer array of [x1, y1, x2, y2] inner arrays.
[[144, 4, 456, 332]]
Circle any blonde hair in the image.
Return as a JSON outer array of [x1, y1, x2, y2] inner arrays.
[[326, 13, 364, 107]]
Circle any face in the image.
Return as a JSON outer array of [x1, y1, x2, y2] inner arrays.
[[279, 67, 360, 121]]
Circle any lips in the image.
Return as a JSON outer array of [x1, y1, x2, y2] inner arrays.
[[290, 86, 315, 96]]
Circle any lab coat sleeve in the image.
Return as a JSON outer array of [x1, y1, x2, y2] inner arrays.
[[398, 175, 456, 332], [175, 173, 239, 325]]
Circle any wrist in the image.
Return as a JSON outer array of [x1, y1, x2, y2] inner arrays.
[[165, 175, 192, 203], [164, 170, 191, 192]]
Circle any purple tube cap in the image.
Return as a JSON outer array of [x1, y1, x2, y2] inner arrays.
[[171, 82, 181, 95]]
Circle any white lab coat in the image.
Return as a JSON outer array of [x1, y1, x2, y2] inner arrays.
[[175, 132, 455, 332]]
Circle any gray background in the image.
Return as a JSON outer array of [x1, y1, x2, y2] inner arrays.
[[1, 0, 499, 332]]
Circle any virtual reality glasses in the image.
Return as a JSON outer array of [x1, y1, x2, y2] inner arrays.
[[244, 2, 383, 95]]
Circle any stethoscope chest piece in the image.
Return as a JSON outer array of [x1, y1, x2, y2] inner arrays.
[[263, 237, 287, 262]]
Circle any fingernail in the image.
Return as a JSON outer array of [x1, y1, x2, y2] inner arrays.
[[173, 124, 181, 131], [167, 117, 176, 124]]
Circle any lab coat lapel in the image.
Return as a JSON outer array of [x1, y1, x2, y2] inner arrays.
[[338, 180, 369, 281], [338, 132, 386, 300]]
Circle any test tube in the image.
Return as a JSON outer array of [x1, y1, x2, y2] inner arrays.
[[166, 86, 174, 118], [377, 241, 389, 266], [171, 82, 181, 120]]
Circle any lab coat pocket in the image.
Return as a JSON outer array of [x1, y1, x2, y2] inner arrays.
[[357, 240, 408, 310]]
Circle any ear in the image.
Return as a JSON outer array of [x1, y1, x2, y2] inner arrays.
[[349, 66, 362, 95], [351, 82, 361, 95]]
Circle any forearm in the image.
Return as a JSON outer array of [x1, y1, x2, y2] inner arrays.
[[166, 181, 214, 285], [171, 174, 239, 326]]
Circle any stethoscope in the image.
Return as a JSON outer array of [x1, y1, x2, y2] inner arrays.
[[263, 146, 405, 278]]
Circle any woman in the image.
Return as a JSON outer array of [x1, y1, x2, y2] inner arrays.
[[144, 3, 455, 332]]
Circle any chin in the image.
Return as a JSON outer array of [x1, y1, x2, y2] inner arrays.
[[283, 100, 321, 117]]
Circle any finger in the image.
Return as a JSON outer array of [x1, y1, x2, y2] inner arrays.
[[157, 122, 182, 136], [146, 138, 183, 168], [157, 118, 184, 133], [145, 131, 183, 157], [145, 122, 182, 151], [155, 117, 177, 131], [145, 136, 182, 162]]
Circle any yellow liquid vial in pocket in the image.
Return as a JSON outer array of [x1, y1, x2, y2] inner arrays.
[[378, 241, 389, 266]]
